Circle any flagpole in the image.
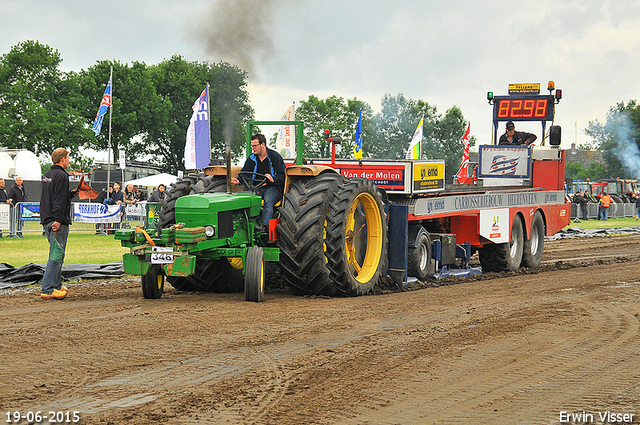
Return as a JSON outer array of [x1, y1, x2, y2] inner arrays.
[[107, 65, 113, 193]]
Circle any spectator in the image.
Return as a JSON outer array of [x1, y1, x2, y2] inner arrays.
[[135, 187, 146, 201], [123, 183, 137, 205], [634, 193, 640, 221], [148, 184, 165, 203], [112, 181, 124, 205], [572, 191, 589, 221], [0, 178, 7, 237], [6, 176, 27, 237], [599, 192, 613, 221], [40, 148, 79, 300]]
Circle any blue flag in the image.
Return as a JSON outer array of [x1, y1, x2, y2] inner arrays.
[[354, 109, 363, 158], [185, 87, 211, 169], [92, 77, 112, 136]]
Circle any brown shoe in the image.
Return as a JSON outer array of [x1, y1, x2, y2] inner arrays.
[[41, 289, 67, 300], [61, 286, 68, 292]]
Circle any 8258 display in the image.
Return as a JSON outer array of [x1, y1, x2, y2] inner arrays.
[[494, 95, 554, 121]]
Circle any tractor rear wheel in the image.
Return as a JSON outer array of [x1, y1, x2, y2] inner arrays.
[[324, 178, 388, 296], [141, 265, 164, 299], [522, 211, 545, 268], [277, 173, 345, 295], [244, 246, 265, 302], [479, 215, 524, 272]]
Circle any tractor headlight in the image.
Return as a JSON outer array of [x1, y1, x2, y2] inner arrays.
[[205, 225, 216, 237]]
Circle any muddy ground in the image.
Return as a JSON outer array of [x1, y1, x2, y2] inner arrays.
[[1, 235, 640, 424]]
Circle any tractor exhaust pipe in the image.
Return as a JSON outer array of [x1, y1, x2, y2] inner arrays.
[[226, 142, 232, 194]]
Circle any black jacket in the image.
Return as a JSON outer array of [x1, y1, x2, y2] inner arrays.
[[40, 164, 73, 225], [238, 148, 286, 188], [6, 182, 27, 203], [498, 131, 537, 146], [0, 186, 7, 203]]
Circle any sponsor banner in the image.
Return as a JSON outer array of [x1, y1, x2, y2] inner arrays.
[[125, 202, 147, 218], [74, 203, 122, 223], [478, 145, 531, 178], [413, 162, 445, 191], [413, 190, 565, 217], [479, 208, 510, 243], [508, 83, 540, 95], [336, 164, 406, 191], [0, 204, 9, 231], [20, 203, 41, 221]]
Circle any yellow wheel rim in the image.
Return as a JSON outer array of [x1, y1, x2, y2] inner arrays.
[[260, 260, 264, 293], [344, 192, 383, 283], [156, 274, 163, 290]]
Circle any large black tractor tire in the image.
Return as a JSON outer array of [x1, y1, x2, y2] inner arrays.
[[408, 226, 431, 281], [158, 174, 227, 229], [522, 211, 545, 268], [168, 258, 244, 293], [324, 178, 388, 296], [479, 215, 524, 272], [244, 246, 265, 302], [276, 173, 345, 295], [141, 265, 164, 299]]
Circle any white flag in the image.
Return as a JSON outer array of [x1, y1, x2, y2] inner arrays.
[[275, 104, 295, 159], [406, 118, 424, 159]]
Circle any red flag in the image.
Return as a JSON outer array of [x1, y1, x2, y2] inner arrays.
[[455, 122, 471, 183]]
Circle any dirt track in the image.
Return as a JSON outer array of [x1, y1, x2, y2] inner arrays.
[[2, 235, 640, 424]]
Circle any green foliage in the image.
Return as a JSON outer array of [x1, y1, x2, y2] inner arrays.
[[565, 161, 608, 181], [0, 40, 93, 155], [585, 100, 640, 179]]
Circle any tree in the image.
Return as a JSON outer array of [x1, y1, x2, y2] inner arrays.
[[0, 40, 92, 155], [295, 95, 369, 159], [585, 100, 640, 179]]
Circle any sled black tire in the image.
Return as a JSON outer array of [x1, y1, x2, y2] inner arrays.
[[408, 226, 431, 281], [182, 259, 244, 293], [522, 211, 545, 268], [141, 265, 164, 299], [324, 178, 388, 296], [166, 276, 194, 292], [479, 215, 524, 272], [276, 173, 345, 296], [244, 246, 265, 302]]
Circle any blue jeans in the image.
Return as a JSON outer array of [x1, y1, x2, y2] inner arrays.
[[256, 185, 282, 226], [41, 222, 69, 294], [600, 207, 609, 221]]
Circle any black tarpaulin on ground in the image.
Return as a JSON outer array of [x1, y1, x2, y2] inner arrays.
[[0, 262, 125, 290], [547, 225, 640, 240]]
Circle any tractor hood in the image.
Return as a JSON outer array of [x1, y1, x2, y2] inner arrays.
[[175, 192, 262, 227]]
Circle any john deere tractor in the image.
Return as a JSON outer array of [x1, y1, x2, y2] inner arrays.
[[116, 121, 390, 302]]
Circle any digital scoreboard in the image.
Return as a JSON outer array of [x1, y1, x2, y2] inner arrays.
[[492, 95, 554, 122]]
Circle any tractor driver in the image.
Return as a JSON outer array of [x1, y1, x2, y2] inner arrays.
[[231, 133, 286, 230], [498, 121, 537, 146]]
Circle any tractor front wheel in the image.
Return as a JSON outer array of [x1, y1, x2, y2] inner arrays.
[[141, 265, 164, 299], [244, 246, 265, 302]]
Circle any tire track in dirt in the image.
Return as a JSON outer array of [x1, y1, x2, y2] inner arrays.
[[341, 300, 640, 424]]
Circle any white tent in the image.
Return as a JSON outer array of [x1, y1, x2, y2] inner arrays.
[[125, 172, 178, 188]]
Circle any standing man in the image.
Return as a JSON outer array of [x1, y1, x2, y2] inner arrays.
[[0, 178, 8, 237], [40, 148, 78, 300], [498, 121, 537, 146], [599, 192, 613, 221], [7, 176, 27, 237], [231, 133, 285, 230]]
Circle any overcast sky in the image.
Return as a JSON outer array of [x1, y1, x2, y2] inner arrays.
[[2, 0, 640, 155]]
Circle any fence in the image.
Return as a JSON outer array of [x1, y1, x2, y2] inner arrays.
[[0, 202, 161, 238], [570, 202, 639, 220]]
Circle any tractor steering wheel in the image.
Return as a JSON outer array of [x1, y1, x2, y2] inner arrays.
[[237, 171, 268, 191]]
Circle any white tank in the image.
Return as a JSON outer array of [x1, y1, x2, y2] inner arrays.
[[0, 152, 12, 178], [13, 150, 42, 181]]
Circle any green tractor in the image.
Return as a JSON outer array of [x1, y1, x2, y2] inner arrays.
[[115, 121, 390, 302]]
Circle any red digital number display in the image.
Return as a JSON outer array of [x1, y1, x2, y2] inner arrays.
[[497, 98, 550, 119]]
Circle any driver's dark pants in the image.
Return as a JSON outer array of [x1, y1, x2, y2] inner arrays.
[[256, 185, 283, 226]]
